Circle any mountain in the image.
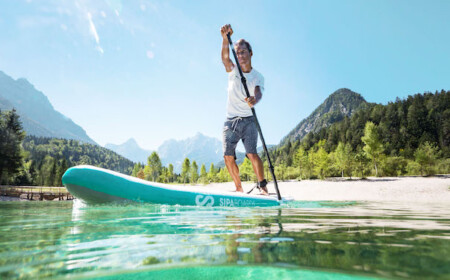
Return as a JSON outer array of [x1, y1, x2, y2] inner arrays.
[[280, 88, 370, 146], [105, 138, 152, 164], [0, 71, 97, 145], [157, 132, 223, 173]]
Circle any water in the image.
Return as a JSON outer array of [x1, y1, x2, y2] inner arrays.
[[0, 200, 449, 279]]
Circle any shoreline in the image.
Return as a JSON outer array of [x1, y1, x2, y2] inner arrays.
[[1, 175, 449, 203], [203, 175, 450, 204]]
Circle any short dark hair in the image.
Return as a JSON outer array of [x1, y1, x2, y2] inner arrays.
[[234, 39, 252, 54]]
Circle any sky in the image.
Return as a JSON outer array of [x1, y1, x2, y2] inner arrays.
[[1, 0, 449, 151]]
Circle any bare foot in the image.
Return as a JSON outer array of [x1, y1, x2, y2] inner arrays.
[[259, 186, 269, 196], [236, 186, 244, 192]]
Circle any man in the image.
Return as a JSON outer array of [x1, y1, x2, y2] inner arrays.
[[220, 24, 268, 195]]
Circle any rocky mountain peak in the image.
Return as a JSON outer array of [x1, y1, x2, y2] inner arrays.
[[279, 88, 369, 146]]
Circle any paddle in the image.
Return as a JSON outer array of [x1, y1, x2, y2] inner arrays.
[[226, 33, 282, 201]]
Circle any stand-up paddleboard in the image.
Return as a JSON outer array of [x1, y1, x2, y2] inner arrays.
[[62, 165, 281, 207]]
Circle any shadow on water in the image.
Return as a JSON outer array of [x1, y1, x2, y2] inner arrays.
[[0, 199, 449, 279]]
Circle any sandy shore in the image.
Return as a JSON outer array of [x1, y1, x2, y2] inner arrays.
[[202, 175, 450, 203], [2, 176, 449, 203]]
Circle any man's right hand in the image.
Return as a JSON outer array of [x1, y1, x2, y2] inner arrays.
[[221, 24, 233, 41]]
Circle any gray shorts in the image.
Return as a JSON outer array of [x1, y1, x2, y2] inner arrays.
[[223, 116, 258, 157]]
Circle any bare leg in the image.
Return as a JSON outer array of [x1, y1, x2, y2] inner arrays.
[[224, 155, 243, 192], [247, 153, 268, 195]]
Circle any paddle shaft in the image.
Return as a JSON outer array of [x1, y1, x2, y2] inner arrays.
[[226, 33, 281, 201]]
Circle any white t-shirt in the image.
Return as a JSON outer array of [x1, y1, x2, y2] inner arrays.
[[226, 66, 264, 118]]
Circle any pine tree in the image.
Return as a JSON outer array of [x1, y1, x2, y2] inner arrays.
[[181, 158, 190, 184], [199, 164, 207, 184], [0, 109, 25, 184], [208, 163, 217, 182], [131, 163, 141, 177], [54, 158, 69, 186], [168, 164, 174, 183], [190, 161, 199, 184]]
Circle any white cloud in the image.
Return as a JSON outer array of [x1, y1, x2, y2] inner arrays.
[[100, 11, 107, 18], [87, 12, 100, 44], [96, 45, 104, 54], [140, 4, 146, 11], [60, 23, 67, 31], [146, 50, 154, 59], [87, 12, 103, 54]]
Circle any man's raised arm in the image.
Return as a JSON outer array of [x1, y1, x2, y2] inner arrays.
[[220, 24, 234, 73]]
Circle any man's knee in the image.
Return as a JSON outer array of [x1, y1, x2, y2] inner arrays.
[[246, 153, 260, 161], [224, 155, 236, 164]]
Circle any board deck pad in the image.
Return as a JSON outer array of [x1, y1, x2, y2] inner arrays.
[[62, 165, 283, 207]]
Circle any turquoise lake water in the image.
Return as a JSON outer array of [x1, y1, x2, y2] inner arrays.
[[0, 200, 449, 279]]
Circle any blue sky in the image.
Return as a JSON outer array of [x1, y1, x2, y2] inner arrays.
[[1, 0, 449, 150]]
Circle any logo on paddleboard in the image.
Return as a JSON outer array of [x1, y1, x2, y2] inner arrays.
[[195, 195, 214, 206]]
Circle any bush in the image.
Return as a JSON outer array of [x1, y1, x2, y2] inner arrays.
[[380, 156, 407, 176], [406, 160, 421, 175]]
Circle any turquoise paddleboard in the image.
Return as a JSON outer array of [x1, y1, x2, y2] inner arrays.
[[62, 165, 281, 207]]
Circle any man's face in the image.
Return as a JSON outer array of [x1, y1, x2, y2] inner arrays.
[[235, 44, 252, 65]]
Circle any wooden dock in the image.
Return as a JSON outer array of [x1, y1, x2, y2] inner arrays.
[[0, 186, 74, 201]]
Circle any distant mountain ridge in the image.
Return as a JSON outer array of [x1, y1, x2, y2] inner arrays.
[[105, 138, 152, 164], [280, 88, 370, 146], [0, 71, 96, 145], [157, 133, 223, 173]]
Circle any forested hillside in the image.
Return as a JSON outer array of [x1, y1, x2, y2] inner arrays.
[[267, 90, 449, 179], [0, 109, 134, 186]]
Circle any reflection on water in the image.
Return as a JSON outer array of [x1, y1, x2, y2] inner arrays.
[[0, 200, 449, 279]]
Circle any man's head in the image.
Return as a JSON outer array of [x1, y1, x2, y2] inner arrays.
[[234, 39, 252, 66]]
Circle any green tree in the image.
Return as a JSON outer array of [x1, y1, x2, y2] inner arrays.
[[239, 158, 254, 181], [217, 167, 231, 182], [414, 142, 439, 175], [181, 158, 190, 184], [55, 158, 69, 186], [208, 163, 218, 182], [159, 167, 169, 183], [381, 156, 407, 176], [293, 146, 310, 179], [313, 145, 330, 179], [275, 163, 287, 181], [131, 163, 142, 177], [334, 142, 353, 177], [147, 152, 162, 181], [0, 109, 26, 184], [190, 161, 199, 184], [361, 121, 384, 176], [168, 164, 174, 183], [199, 164, 208, 184], [354, 148, 370, 178]]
